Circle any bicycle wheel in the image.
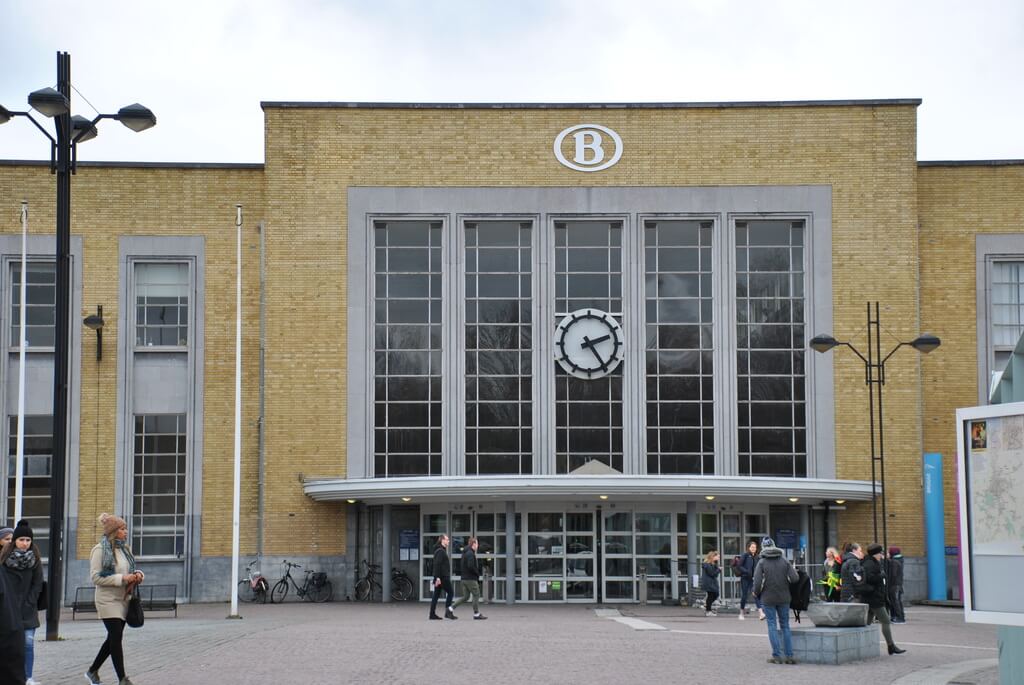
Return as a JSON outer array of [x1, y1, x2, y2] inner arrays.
[[238, 579, 254, 603], [253, 578, 269, 604], [355, 578, 373, 601], [391, 575, 413, 601], [271, 578, 289, 604], [309, 579, 333, 603]]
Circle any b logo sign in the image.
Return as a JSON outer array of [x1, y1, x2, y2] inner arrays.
[[553, 124, 623, 172]]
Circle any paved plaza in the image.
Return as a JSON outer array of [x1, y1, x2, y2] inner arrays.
[[29, 601, 998, 684]]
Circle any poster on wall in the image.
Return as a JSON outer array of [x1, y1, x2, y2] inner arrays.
[[956, 402, 1024, 626]]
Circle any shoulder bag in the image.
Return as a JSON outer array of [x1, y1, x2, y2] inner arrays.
[[126, 587, 145, 628]]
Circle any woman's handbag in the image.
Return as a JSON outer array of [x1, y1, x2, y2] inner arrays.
[[36, 580, 48, 611], [126, 587, 145, 628]]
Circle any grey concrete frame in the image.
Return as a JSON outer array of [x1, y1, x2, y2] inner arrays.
[[347, 186, 834, 483], [975, 234, 1024, 404]]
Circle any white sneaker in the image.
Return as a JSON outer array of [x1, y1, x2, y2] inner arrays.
[[705, 610, 717, 617], [27, 679, 40, 685], [738, 612, 745, 620]]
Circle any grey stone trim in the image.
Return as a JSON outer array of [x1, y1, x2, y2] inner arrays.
[[263, 98, 921, 110], [116, 236, 205, 601], [0, 160, 263, 170], [919, 159, 1024, 167]]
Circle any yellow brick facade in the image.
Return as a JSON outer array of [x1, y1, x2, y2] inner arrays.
[[0, 101, 1021, 596]]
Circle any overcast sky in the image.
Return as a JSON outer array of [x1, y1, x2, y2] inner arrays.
[[1, 0, 1022, 164]]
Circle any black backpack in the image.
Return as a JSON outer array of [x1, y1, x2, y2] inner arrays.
[[790, 569, 811, 623]]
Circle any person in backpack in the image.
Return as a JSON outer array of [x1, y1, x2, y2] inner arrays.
[[1, 520, 43, 685], [737, 540, 763, 620], [887, 546, 906, 623], [450, 537, 486, 620], [752, 537, 799, 665], [699, 550, 721, 617], [840, 542, 865, 602], [821, 546, 842, 602], [862, 543, 906, 655]]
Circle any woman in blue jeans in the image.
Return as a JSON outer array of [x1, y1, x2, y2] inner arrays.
[[737, 540, 764, 620], [2, 520, 43, 685]]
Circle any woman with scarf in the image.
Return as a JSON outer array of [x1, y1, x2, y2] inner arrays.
[[85, 513, 144, 685], [2, 519, 41, 684]]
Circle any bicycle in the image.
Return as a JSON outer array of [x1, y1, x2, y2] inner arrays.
[[237, 560, 268, 604], [354, 560, 415, 601], [270, 560, 333, 603]]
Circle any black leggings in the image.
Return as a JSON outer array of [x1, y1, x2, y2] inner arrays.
[[90, 618, 126, 680], [705, 591, 719, 612]]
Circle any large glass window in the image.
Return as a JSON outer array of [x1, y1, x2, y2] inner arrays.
[[644, 220, 714, 474], [10, 262, 55, 348], [132, 414, 186, 557], [990, 261, 1024, 375], [554, 220, 623, 473], [736, 220, 807, 477], [465, 221, 533, 475], [135, 262, 189, 348], [374, 220, 443, 477], [6, 415, 52, 558]]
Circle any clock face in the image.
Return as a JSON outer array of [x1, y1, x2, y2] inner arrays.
[[554, 309, 624, 379]]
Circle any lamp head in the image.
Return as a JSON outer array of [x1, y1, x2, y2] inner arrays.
[[910, 333, 941, 354], [0, 105, 12, 125], [83, 313, 105, 331], [810, 334, 839, 353], [27, 87, 69, 117], [116, 103, 156, 132], [71, 115, 98, 143]]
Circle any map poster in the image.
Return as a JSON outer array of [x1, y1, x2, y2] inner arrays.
[[957, 401, 1024, 626], [966, 415, 1024, 556]]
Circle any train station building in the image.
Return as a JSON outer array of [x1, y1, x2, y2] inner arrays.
[[1, 98, 1022, 603]]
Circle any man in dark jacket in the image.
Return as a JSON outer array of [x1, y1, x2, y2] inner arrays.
[[887, 546, 906, 623], [450, 537, 487, 620], [428, 534, 457, 620], [840, 543, 865, 602], [862, 543, 906, 655], [0, 557, 26, 685], [752, 538, 799, 665]]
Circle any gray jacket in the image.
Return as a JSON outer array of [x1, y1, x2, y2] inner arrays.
[[752, 546, 798, 605]]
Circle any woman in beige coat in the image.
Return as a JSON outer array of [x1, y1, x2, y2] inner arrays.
[[85, 513, 143, 685]]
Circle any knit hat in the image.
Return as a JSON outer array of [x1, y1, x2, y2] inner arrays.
[[867, 543, 884, 556], [99, 512, 127, 537], [12, 519, 32, 541], [761, 537, 776, 549], [0, 527, 12, 541], [889, 546, 902, 556]]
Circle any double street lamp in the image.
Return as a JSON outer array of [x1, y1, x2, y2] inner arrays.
[[0, 51, 155, 640], [810, 302, 940, 560]]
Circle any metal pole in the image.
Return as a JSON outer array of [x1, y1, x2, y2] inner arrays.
[[865, 302, 879, 545], [14, 202, 28, 522], [382, 504, 392, 603], [46, 50, 72, 642], [229, 205, 243, 618], [874, 303, 889, 556]]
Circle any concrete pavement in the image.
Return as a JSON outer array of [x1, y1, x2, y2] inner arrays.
[[28, 601, 999, 684]]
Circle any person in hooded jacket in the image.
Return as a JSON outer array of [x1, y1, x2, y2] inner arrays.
[[1, 520, 43, 685], [699, 550, 721, 617], [862, 543, 905, 655], [887, 546, 906, 623], [840, 542, 865, 603], [752, 538, 799, 665], [737, 540, 764, 620]]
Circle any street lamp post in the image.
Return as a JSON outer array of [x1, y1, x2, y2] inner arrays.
[[810, 302, 940, 558], [0, 51, 155, 640]]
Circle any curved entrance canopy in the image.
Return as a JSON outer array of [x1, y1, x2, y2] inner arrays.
[[304, 475, 877, 505]]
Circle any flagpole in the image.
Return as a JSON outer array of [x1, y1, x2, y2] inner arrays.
[[14, 201, 28, 523], [229, 204, 243, 618]]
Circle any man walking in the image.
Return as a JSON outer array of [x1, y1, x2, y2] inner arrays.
[[862, 543, 906, 654], [887, 546, 906, 623], [752, 538, 799, 665], [451, 537, 487, 620], [429, 534, 457, 620], [840, 542, 865, 603]]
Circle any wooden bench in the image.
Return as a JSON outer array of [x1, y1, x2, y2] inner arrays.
[[72, 584, 178, 619]]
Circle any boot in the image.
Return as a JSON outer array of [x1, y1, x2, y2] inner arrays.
[[429, 612, 442, 620], [445, 608, 458, 619], [84, 671, 103, 685], [888, 644, 906, 655]]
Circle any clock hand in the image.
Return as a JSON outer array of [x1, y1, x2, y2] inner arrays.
[[581, 335, 606, 364], [580, 334, 611, 350]]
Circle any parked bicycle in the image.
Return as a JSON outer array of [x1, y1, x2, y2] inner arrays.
[[237, 560, 269, 604], [355, 560, 415, 601], [270, 560, 333, 603]]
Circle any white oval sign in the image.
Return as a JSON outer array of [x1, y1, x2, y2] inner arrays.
[[553, 124, 623, 172]]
